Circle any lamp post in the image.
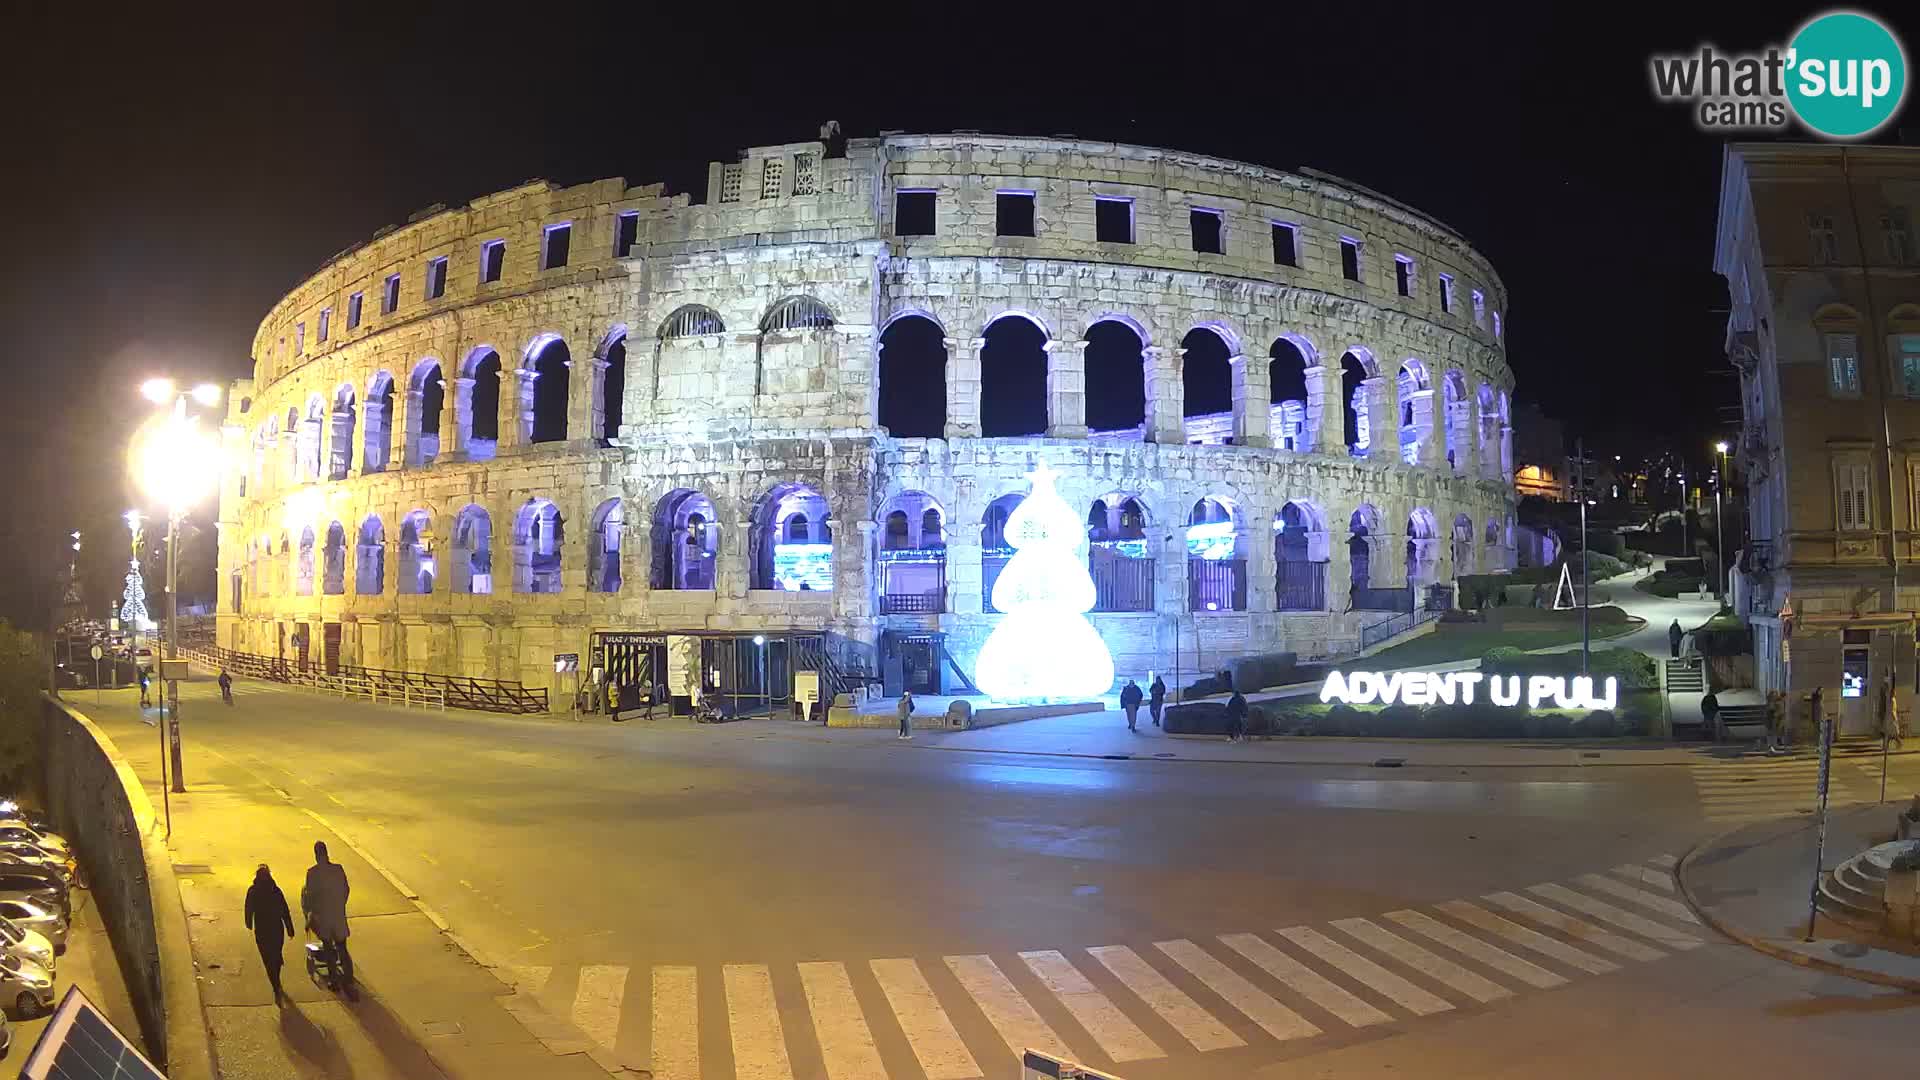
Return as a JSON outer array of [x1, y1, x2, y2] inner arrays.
[[130, 378, 223, 795], [1713, 441, 1730, 601]]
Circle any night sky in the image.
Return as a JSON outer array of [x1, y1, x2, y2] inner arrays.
[[3, 3, 1907, 626]]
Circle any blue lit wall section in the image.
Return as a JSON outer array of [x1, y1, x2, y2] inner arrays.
[[772, 543, 834, 590], [1185, 519, 1237, 560]]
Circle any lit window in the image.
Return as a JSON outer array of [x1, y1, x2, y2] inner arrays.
[[1271, 222, 1298, 267], [1340, 238, 1362, 282], [614, 211, 639, 258], [996, 191, 1035, 237], [425, 256, 448, 300], [1393, 254, 1414, 297], [1827, 332, 1861, 397], [347, 292, 363, 329], [1471, 290, 1486, 326], [1095, 196, 1133, 243], [1190, 208, 1223, 254], [895, 190, 935, 236], [317, 308, 331, 343], [1899, 334, 1920, 398], [542, 223, 571, 270], [480, 240, 505, 283], [760, 159, 784, 200], [382, 274, 400, 315], [1438, 274, 1454, 313]]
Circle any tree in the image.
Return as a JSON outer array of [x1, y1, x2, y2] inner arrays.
[[120, 559, 149, 629], [0, 622, 45, 790], [974, 463, 1115, 702]]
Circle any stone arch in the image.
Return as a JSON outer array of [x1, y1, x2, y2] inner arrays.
[[512, 497, 564, 594], [450, 505, 492, 594], [1348, 504, 1380, 593], [1452, 512, 1475, 575], [409, 358, 445, 466], [461, 346, 502, 460], [758, 297, 836, 397], [399, 508, 435, 594], [1084, 318, 1147, 435], [1395, 360, 1432, 465], [328, 383, 357, 481], [588, 498, 626, 593], [1181, 326, 1234, 435], [596, 326, 628, 443], [1275, 499, 1330, 611], [321, 520, 347, 595], [980, 490, 1028, 613], [1406, 508, 1440, 589], [1186, 495, 1248, 611], [355, 514, 386, 595], [650, 488, 719, 590], [979, 313, 1049, 437], [752, 482, 832, 591], [1477, 382, 1500, 479], [1443, 370, 1470, 472], [878, 491, 947, 614], [877, 314, 947, 438], [295, 525, 316, 596], [1269, 336, 1314, 451], [1087, 491, 1154, 612], [524, 334, 571, 444], [880, 491, 946, 550], [363, 371, 395, 474], [659, 304, 726, 340], [1340, 351, 1372, 455]]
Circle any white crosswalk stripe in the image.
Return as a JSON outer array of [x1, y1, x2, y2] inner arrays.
[[946, 954, 1072, 1063], [1482, 891, 1668, 962], [1087, 945, 1243, 1052], [1154, 938, 1322, 1043], [651, 965, 700, 1080], [869, 958, 981, 1080], [799, 962, 886, 1080], [1648, 853, 1679, 868], [1382, 909, 1567, 989], [1217, 932, 1394, 1028], [1276, 926, 1454, 1016], [1527, 883, 1704, 950], [1610, 864, 1677, 892], [724, 963, 795, 1080], [1688, 759, 1899, 824], [1330, 918, 1510, 1004], [1020, 950, 1163, 1062], [571, 964, 627, 1055], [1574, 873, 1701, 924], [1435, 900, 1619, 975]]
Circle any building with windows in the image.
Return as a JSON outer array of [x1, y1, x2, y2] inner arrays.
[[215, 132, 1515, 704], [1718, 142, 1920, 735]]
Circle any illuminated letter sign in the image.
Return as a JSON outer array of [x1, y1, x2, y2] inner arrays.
[[1321, 671, 1616, 711]]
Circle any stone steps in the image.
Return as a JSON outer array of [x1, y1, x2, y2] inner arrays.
[[1816, 843, 1907, 927]]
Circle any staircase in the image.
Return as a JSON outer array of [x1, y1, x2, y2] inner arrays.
[[1666, 658, 1705, 693], [1817, 842, 1910, 927], [1713, 704, 1770, 741]]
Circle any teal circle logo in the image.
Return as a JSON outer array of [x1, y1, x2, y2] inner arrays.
[[1786, 11, 1908, 139]]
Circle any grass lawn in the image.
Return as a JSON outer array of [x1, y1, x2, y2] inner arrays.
[[1362, 619, 1642, 668]]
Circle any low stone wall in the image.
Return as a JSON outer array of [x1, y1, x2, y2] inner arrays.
[[39, 695, 212, 1078], [828, 700, 1103, 729]]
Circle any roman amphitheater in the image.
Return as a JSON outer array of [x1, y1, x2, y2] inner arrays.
[[213, 130, 1516, 708]]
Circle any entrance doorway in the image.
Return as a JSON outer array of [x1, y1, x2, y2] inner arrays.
[[323, 623, 342, 675], [1841, 631, 1874, 736]]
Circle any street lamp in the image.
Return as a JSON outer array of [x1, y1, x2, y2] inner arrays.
[[1713, 441, 1730, 602], [127, 379, 223, 794]]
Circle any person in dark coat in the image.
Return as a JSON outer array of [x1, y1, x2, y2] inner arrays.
[[897, 691, 915, 740], [1225, 691, 1248, 743], [302, 841, 353, 987], [1668, 619, 1684, 658], [244, 864, 295, 1005], [1119, 679, 1144, 732], [1149, 676, 1167, 727], [218, 669, 233, 704]]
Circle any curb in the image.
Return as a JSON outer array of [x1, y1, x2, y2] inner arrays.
[[1675, 821, 1920, 994]]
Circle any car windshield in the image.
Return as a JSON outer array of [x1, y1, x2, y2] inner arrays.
[[0, 921, 17, 944], [0, 953, 19, 972]]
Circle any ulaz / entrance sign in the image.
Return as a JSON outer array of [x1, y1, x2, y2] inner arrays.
[[1320, 671, 1619, 710]]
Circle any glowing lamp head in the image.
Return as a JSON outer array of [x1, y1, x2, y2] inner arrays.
[[128, 410, 222, 514], [191, 383, 223, 408], [139, 378, 176, 405], [1714, 441, 1730, 454]]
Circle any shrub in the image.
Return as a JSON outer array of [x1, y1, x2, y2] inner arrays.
[[1228, 653, 1298, 694], [1479, 646, 1656, 688]]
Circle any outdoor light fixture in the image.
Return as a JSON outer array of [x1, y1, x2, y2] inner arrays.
[[139, 377, 175, 404], [191, 383, 223, 407], [975, 463, 1115, 702], [1714, 440, 1730, 454], [128, 411, 222, 516]]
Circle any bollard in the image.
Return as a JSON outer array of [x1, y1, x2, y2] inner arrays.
[[1887, 867, 1919, 942]]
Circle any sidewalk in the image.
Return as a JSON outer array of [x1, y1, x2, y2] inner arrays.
[[1678, 803, 1920, 991], [84, 694, 609, 1080]]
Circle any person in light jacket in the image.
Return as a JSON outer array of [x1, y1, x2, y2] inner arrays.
[[244, 864, 295, 1005], [897, 691, 915, 740], [302, 841, 353, 986]]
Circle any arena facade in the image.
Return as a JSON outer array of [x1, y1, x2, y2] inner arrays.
[[214, 131, 1516, 705]]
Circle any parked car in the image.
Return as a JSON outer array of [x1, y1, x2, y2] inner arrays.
[[0, 953, 53, 1018], [0, 901, 64, 953], [0, 805, 55, 835], [0, 826, 65, 857], [0, 918, 53, 973], [0, 876, 67, 917], [0, 858, 65, 893], [0, 847, 70, 882], [0, 1010, 11, 1057]]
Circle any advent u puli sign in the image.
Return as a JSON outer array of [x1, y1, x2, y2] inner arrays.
[[1320, 671, 1620, 711]]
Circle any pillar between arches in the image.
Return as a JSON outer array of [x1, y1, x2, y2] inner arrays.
[[1362, 376, 1393, 463], [1047, 340, 1088, 439], [945, 337, 982, 440], [1230, 354, 1270, 448], [1305, 364, 1344, 455], [1144, 346, 1184, 444]]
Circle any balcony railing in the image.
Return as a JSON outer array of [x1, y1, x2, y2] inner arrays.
[[1092, 556, 1156, 612], [879, 590, 944, 615], [1275, 561, 1327, 612], [1187, 557, 1248, 612]]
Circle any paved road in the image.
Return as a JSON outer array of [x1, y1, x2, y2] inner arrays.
[[88, 681, 1920, 1079]]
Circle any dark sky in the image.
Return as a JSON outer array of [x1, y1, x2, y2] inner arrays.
[[3, 2, 1907, 626]]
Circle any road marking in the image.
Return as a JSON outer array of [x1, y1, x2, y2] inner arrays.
[[1020, 950, 1163, 1062], [1383, 910, 1566, 989], [1086, 945, 1242, 1052], [1574, 873, 1701, 924], [571, 964, 626, 1051], [798, 961, 886, 1080], [869, 958, 982, 1080], [418, 853, 438, 866], [1609, 864, 1675, 892], [724, 963, 795, 1080], [1648, 853, 1679, 868], [508, 964, 551, 996], [1329, 918, 1510, 1003], [1277, 926, 1454, 1016], [1217, 932, 1393, 1028], [1435, 900, 1618, 975], [1528, 884, 1703, 950], [946, 954, 1072, 1063], [1153, 938, 1320, 1043], [651, 965, 699, 1080], [1483, 892, 1666, 962]]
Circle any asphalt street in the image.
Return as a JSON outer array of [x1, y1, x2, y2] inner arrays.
[[85, 679, 1920, 1079]]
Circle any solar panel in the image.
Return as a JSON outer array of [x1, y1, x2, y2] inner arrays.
[[18, 986, 166, 1080]]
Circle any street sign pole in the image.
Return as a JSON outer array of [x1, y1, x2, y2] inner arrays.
[[91, 644, 103, 707], [1806, 707, 1834, 941]]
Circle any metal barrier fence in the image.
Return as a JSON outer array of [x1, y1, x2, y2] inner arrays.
[[1358, 607, 1443, 651], [179, 645, 545, 713]]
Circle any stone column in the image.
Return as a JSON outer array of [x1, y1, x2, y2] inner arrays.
[[1152, 525, 1187, 616], [442, 377, 474, 460], [718, 513, 753, 598], [945, 337, 982, 440], [1500, 423, 1514, 478], [585, 357, 611, 442], [1411, 389, 1443, 468], [1460, 380, 1482, 477], [1047, 340, 1088, 439], [1362, 376, 1393, 463], [1230, 354, 1271, 447], [508, 350, 535, 450], [851, 519, 878, 619], [1247, 509, 1277, 611], [1305, 364, 1344, 455], [1328, 526, 1353, 611], [1144, 345, 1185, 444]]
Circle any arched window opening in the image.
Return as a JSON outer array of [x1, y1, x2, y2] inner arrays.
[[283, 408, 299, 483], [600, 334, 627, 442], [1182, 327, 1234, 443], [1477, 383, 1501, 479], [1268, 337, 1311, 451], [758, 297, 835, 397], [514, 498, 564, 594], [1452, 513, 1475, 576], [298, 396, 326, 481], [1085, 320, 1146, 436], [588, 499, 624, 593], [1348, 505, 1381, 605], [398, 510, 435, 594], [463, 350, 500, 461], [355, 515, 385, 594], [1274, 501, 1329, 611], [879, 491, 946, 614], [754, 484, 832, 591], [451, 506, 492, 594], [412, 362, 444, 466], [1087, 493, 1154, 612], [321, 521, 346, 595], [1396, 361, 1431, 466], [1406, 508, 1440, 592], [1186, 496, 1247, 612], [980, 316, 1048, 437], [295, 527, 315, 596], [1444, 371, 1470, 472], [363, 373, 395, 474], [328, 385, 357, 481], [877, 315, 947, 437], [761, 296, 835, 333], [529, 338, 571, 444], [651, 489, 718, 590], [980, 492, 1027, 613], [1341, 351, 1370, 455], [659, 305, 725, 340]]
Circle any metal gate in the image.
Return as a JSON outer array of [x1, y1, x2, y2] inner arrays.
[[591, 632, 662, 699]]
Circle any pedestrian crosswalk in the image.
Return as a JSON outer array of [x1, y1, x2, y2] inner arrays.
[[503, 856, 1705, 1078], [1688, 755, 1910, 824]]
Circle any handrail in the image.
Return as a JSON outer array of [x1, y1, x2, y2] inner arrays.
[[1358, 607, 1442, 651], [180, 644, 541, 713]]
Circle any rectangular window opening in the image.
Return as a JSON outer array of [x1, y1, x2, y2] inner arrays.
[[480, 239, 505, 283], [347, 292, 363, 329], [1190, 208, 1223, 255], [1827, 332, 1861, 398], [996, 191, 1035, 237], [1838, 460, 1872, 531], [1271, 222, 1298, 267], [1471, 289, 1487, 326], [1339, 237, 1362, 282], [1095, 196, 1134, 244], [542, 223, 571, 270], [382, 273, 401, 315], [294, 322, 306, 356], [1393, 255, 1414, 297], [1438, 274, 1454, 313], [615, 212, 639, 258], [425, 256, 448, 300], [317, 308, 331, 343], [895, 190, 936, 237]]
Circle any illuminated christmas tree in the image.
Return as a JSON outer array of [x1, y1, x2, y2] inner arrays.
[[975, 462, 1116, 702], [120, 559, 150, 629]]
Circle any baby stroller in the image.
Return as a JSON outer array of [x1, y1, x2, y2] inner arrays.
[[304, 932, 348, 993]]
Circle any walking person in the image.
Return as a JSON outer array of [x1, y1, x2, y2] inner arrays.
[[1225, 689, 1248, 743], [138, 666, 151, 709], [1119, 679, 1144, 732], [1668, 619, 1683, 659], [244, 864, 295, 1005], [302, 841, 353, 989], [1149, 675, 1167, 728], [897, 690, 914, 740], [218, 669, 233, 705]]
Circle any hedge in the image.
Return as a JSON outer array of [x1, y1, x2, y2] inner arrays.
[[1479, 646, 1658, 688], [1254, 694, 1659, 739]]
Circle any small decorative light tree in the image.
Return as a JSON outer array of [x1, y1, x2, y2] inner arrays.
[[120, 559, 151, 630], [975, 462, 1116, 702]]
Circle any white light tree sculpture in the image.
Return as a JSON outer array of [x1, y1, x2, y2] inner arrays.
[[975, 462, 1116, 702]]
